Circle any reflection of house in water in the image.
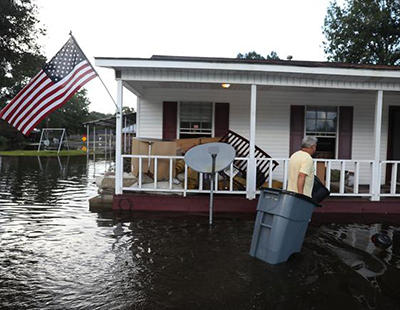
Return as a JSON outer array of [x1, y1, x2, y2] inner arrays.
[[320, 224, 392, 280], [346, 224, 381, 253]]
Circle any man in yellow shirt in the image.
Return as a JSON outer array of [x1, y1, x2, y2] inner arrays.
[[287, 136, 318, 198]]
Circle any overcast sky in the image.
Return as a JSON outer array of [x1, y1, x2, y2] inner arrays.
[[36, 0, 338, 114]]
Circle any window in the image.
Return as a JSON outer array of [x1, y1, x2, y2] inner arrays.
[[179, 102, 213, 138], [305, 106, 337, 158]]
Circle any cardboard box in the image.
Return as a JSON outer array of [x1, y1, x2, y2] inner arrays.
[[175, 138, 201, 154], [175, 137, 221, 153], [131, 138, 177, 181], [200, 137, 221, 144], [132, 136, 222, 183]]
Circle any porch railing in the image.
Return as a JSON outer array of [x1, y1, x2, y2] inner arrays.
[[379, 161, 400, 197], [254, 158, 375, 197], [121, 154, 248, 196], [121, 155, 400, 199]]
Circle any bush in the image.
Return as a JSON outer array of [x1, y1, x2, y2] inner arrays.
[[0, 136, 9, 151]]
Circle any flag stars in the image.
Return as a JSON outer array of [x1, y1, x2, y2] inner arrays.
[[43, 39, 87, 82]]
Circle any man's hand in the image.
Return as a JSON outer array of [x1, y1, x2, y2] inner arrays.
[[297, 172, 307, 194]]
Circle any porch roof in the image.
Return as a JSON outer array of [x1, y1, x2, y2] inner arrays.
[[82, 112, 136, 128], [95, 55, 400, 93]]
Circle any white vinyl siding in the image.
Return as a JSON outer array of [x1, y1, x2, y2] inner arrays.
[[136, 87, 400, 184], [137, 97, 163, 139]]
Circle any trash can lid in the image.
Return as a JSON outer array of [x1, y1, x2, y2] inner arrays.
[[260, 187, 321, 208]]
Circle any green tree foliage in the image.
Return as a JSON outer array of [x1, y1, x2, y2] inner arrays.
[[0, 0, 96, 147], [323, 0, 400, 65], [122, 106, 135, 115], [88, 111, 112, 121], [0, 0, 46, 104], [266, 51, 280, 60], [39, 90, 91, 135], [236, 51, 280, 60], [237, 51, 265, 60]]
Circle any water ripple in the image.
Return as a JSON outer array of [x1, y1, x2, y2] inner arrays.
[[1, 156, 400, 309]]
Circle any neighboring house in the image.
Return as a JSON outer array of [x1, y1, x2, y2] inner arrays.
[[83, 112, 136, 154], [95, 55, 400, 202]]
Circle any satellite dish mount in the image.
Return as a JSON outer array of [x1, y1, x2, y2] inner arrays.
[[185, 143, 236, 225]]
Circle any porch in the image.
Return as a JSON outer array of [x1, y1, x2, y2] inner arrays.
[[94, 55, 400, 206], [119, 155, 400, 199]]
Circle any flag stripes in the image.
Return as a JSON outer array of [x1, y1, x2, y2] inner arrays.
[[15, 62, 92, 129], [21, 68, 96, 135], [0, 71, 47, 120], [7, 73, 52, 124]]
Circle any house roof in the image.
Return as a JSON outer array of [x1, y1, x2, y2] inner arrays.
[[95, 54, 400, 92], [83, 112, 136, 128], [96, 55, 400, 71]]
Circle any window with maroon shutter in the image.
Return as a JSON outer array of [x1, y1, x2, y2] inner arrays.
[[305, 106, 337, 159], [290, 105, 352, 159], [162, 102, 177, 141]]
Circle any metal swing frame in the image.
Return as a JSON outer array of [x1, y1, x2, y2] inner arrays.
[[37, 128, 70, 154]]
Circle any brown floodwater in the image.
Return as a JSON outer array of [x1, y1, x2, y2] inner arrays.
[[0, 156, 399, 310]]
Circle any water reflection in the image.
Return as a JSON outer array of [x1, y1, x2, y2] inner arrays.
[[0, 156, 400, 309]]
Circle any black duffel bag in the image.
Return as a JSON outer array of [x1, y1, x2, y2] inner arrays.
[[311, 175, 330, 203]]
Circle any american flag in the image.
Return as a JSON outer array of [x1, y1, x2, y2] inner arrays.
[[0, 37, 97, 136]]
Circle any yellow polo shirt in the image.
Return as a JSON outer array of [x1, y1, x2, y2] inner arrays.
[[287, 150, 314, 197]]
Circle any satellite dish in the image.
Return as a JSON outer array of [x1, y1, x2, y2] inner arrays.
[[185, 142, 236, 225], [184, 142, 236, 174]]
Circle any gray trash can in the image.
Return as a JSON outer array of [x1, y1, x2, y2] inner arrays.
[[249, 188, 320, 264]]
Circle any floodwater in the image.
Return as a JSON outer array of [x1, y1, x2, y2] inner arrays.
[[0, 156, 400, 310]]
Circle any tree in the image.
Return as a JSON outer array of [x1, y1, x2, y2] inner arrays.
[[323, 0, 400, 65], [236, 50, 280, 60], [88, 111, 112, 121], [39, 90, 91, 135], [0, 1, 95, 146], [266, 51, 280, 60], [0, 0, 46, 105], [237, 51, 265, 60], [122, 106, 135, 115]]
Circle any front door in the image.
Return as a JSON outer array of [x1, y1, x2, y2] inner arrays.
[[386, 106, 400, 183]]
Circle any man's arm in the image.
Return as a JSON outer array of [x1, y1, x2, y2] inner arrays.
[[297, 172, 307, 194]]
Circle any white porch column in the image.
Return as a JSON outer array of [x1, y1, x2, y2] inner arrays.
[[136, 98, 140, 138], [246, 84, 257, 199], [371, 90, 383, 201], [86, 125, 89, 156], [115, 79, 123, 195], [93, 125, 96, 155]]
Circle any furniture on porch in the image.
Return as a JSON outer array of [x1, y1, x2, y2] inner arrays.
[[219, 130, 279, 190]]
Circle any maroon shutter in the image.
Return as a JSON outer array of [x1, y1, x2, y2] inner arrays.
[[214, 102, 230, 137], [162, 101, 177, 140], [338, 106, 353, 159], [289, 105, 305, 156]]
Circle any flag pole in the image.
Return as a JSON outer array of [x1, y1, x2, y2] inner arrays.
[[69, 31, 120, 113]]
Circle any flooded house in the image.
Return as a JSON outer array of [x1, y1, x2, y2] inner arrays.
[[94, 55, 400, 212]]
